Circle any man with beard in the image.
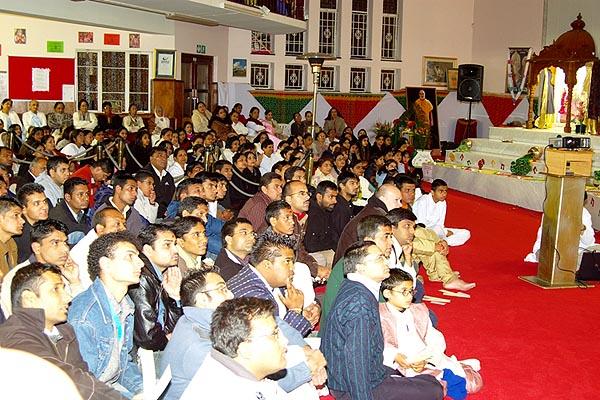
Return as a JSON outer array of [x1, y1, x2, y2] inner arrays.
[[214, 218, 256, 281], [304, 180, 338, 269]]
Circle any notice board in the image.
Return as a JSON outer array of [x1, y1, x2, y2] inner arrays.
[[8, 56, 75, 101]]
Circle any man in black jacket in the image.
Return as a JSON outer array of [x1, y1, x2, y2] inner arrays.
[[0, 262, 125, 399], [144, 147, 175, 218], [331, 171, 360, 243], [14, 183, 49, 263], [304, 180, 338, 269], [48, 177, 91, 244], [129, 223, 182, 351]]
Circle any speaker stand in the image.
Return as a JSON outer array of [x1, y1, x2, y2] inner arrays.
[[465, 101, 473, 139]]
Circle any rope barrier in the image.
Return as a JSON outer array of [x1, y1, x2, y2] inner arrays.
[[105, 149, 122, 171], [124, 143, 145, 169], [229, 180, 254, 198], [231, 167, 260, 186]]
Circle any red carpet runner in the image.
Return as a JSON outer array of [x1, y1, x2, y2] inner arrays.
[[426, 187, 600, 399]]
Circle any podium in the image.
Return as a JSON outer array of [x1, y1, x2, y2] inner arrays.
[[520, 149, 593, 288]]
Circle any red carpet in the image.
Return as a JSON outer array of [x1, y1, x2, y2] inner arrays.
[[426, 187, 600, 399]]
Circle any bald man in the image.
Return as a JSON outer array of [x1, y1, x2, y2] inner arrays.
[[333, 184, 403, 265]]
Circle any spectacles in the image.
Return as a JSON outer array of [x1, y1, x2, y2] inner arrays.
[[247, 327, 281, 342], [390, 288, 416, 297], [234, 229, 256, 237], [200, 283, 228, 294], [289, 191, 309, 197]]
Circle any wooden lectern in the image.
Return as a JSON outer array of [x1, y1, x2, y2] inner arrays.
[[520, 149, 593, 288]]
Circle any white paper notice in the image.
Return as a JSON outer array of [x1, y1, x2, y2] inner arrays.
[[0, 72, 7, 100], [32, 68, 50, 92], [62, 84, 75, 102]]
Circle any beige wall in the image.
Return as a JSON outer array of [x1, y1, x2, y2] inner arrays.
[[400, 0, 475, 88], [471, 0, 545, 93]]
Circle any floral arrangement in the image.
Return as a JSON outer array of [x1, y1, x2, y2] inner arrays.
[[392, 108, 430, 149], [372, 121, 394, 136]]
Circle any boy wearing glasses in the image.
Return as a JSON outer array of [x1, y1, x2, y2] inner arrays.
[[380, 269, 482, 399]]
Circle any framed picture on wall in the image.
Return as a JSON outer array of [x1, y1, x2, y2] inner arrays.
[[155, 49, 176, 79], [232, 59, 247, 77], [422, 56, 458, 87], [506, 47, 531, 94], [447, 68, 458, 91]]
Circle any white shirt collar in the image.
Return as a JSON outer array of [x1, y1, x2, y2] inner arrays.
[[347, 273, 381, 299], [109, 196, 130, 216], [151, 164, 166, 179]]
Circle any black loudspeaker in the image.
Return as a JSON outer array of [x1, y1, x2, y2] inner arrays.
[[457, 64, 484, 102]]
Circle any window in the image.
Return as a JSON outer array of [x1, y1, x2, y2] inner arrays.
[[285, 65, 304, 90], [382, 0, 401, 60], [250, 63, 271, 89], [351, 0, 369, 59], [380, 69, 397, 91], [319, 0, 337, 56], [319, 66, 337, 91], [285, 32, 305, 56], [76, 50, 150, 112], [350, 68, 368, 92], [251, 31, 273, 55]]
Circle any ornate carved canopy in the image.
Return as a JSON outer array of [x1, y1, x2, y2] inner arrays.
[[526, 14, 599, 132]]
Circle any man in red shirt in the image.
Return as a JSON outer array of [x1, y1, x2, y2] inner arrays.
[[71, 159, 112, 207]]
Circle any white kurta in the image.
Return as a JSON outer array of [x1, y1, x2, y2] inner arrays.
[[412, 193, 470, 246], [73, 112, 98, 130], [22, 111, 47, 133], [525, 207, 596, 263]]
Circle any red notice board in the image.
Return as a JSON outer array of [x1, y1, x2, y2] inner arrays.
[[8, 56, 75, 101]]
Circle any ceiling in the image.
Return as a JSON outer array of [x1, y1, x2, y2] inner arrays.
[[87, 0, 307, 34]]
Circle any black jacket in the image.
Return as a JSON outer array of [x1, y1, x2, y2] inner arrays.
[[215, 248, 247, 282], [128, 259, 182, 351], [14, 220, 33, 264], [330, 194, 355, 244], [0, 307, 124, 399], [143, 165, 175, 218], [49, 200, 91, 236], [304, 198, 337, 253]]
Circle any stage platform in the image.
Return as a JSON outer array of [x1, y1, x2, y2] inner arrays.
[[445, 126, 600, 178], [425, 126, 600, 229]]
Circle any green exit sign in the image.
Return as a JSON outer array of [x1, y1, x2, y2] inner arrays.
[[196, 44, 206, 54]]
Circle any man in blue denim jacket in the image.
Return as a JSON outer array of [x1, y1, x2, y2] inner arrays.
[[160, 268, 326, 400], [68, 231, 144, 399]]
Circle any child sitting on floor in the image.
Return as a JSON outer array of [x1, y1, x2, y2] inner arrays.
[[412, 178, 470, 247], [379, 269, 483, 400]]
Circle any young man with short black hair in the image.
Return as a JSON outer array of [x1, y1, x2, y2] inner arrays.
[[129, 224, 182, 351], [69, 232, 144, 398], [34, 156, 71, 207], [49, 176, 91, 243], [0, 262, 126, 399], [14, 183, 47, 263]]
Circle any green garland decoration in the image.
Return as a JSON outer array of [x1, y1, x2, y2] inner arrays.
[[510, 153, 534, 176]]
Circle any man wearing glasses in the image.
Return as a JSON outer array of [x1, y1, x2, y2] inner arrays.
[[164, 273, 323, 400], [321, 242, 443, 400], [181, 297, 289, 399], [215, 217, 257, 281]]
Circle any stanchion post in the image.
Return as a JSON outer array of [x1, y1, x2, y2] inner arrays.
[[297, 53, 335, 185]]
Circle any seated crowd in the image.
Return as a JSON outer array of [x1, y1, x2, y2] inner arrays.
[[0, 97, 481, 400]]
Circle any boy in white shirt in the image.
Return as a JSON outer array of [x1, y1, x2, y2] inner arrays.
[[412, 179, 470, 247]]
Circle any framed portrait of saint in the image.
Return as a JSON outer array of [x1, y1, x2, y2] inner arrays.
[[406, 86, 440, 149], [506, 47, 531, 94]]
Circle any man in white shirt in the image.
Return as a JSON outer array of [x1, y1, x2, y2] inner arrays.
[[133, 170, 159, 223], [412, 179, 470, 247], [259, 139, 279, 175], [70, 207, 127, 289], [22, 100, 47, 134]]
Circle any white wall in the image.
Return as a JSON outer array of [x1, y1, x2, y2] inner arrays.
[[471, 0, 545, 93], [544, 0, 600, 46]]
